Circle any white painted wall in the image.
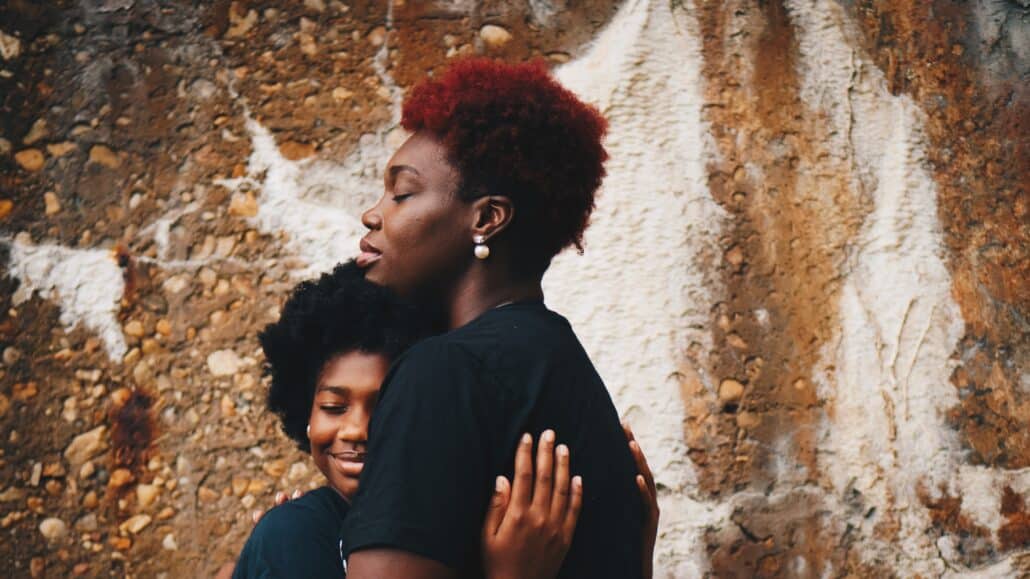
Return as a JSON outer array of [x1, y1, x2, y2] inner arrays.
[[548, 1, 729, 575], [5, 234, 127, 360]]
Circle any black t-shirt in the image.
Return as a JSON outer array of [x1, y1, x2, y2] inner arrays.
[[340, 301, 643, 578], [233, 486, 349, 579]]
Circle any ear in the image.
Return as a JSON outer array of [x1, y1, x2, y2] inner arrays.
[[469, 196, 514, 242]]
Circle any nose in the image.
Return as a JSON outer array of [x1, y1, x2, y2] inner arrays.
[[338, 404, 370, 445], [361, 197, 383, 231]]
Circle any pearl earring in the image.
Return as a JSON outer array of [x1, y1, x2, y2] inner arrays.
[[306, 424, 310, 438], [473, 235, 490, 260]]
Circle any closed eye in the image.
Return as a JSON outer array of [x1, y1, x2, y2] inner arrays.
[[392, 193, 413, 202], [320, 405, 349, 414]]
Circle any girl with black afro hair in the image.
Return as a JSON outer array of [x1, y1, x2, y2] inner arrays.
[[229, 261, 604, 579]]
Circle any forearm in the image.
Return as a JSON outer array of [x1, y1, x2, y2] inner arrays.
[[346, 549, 458, 579]]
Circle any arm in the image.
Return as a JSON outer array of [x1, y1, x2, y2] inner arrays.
[[623, 422, 660, 579], [481, 431, 584, 579], [347, 432, 587, 579], [240, 489, 453, 579], [346, 550, 456, 579]]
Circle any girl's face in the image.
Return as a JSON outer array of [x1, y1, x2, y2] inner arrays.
[[308, 350, 391, 501], [358, 131, 473, 299]]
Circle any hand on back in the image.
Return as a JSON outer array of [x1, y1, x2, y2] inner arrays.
[[481, 430, 583, 579], [481, 424, 660, 579]]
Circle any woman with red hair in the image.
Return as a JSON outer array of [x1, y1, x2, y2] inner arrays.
[[345, 58, 657, 578]]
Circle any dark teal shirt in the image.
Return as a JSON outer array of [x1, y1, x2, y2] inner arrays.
[[233, 486, 349, 578]]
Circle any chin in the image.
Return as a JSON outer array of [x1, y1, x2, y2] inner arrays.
[[364, 269, 410, 299], [337, 480, 358, 502], [363, 266, 386, 285]]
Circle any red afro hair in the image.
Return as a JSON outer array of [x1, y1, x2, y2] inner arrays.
[[401, 58, 608, 274]]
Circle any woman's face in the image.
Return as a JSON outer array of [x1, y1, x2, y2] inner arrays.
[[358, 131, 472, 298], [308, 350, 391, 501]]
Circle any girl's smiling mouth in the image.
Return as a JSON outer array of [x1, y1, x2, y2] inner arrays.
[[329, 450, 366, 477]]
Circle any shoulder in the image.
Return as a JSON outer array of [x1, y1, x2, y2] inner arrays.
[[459, 303, 573, 353], [387, 334, 485, 381], [376, 332, 514, 412], [234, 488, 347, 577], [380, 304, 572, 397], [393, 305, 560, 366], [246, 488, 345, 546]]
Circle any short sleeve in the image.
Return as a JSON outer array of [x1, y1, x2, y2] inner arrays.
[[233, 497, 345, 579], [340, 339, 507, 570]]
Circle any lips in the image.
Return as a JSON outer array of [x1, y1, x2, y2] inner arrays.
[[329, 450, 365, 477], [356, 238, 382, 269], [332, 450, 366, 461]]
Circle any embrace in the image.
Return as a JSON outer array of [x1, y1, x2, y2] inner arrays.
[[226, 58, 659, 579]]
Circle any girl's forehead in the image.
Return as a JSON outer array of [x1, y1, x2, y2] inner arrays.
[[318, 351, 391, 390]]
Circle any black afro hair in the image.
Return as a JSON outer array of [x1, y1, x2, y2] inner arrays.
[[258, 260, 429, 450]]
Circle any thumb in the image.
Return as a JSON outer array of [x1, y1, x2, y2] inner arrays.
[[482, 476, 511, 539]]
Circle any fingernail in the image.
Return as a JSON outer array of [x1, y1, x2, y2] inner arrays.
[[556, 444, 568, 456], [495, 476, 504, 492], [521, 433, 532, 444], [573, 476, 582, 488], [251, 510, 260, 523], [542, 429, 555, 443], [275, 492, 285, 502], [292, 489, 302, 499]]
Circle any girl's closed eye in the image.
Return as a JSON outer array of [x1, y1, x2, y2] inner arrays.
[[392, 193, 413, 202], [320, 404, 349, 414]]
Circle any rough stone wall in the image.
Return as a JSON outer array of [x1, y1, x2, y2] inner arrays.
[[0, 1, 1026, 577]]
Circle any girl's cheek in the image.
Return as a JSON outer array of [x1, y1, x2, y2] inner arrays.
[[308, 415, 330, 444]]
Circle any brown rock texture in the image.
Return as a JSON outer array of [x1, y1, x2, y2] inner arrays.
[[851, 0, 1029, 471], [0, 0, 1026, 577]]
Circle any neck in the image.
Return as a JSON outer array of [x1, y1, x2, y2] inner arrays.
[[436, 265, 543, 329]]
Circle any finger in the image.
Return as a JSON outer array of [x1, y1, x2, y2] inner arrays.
[[622, 420, 636, 443], [636, 475, 655, 514], [549, 444, 571, 522], [214, 562, 236, 579], [531, 429, 556, 513], [274, 491, 287, 506], [482, 476, 511, 539], [638, 473, 660, 518], [629, 440, 657, 497], [624, 422, 650, 486], [251, 509, 263, 524], [636, 474, 649, 501], [624, 423, 656, 495], [561, 475, 583, 541], [509, 433, 535, 510]]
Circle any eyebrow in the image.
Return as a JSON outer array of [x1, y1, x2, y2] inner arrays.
[[316, 385, 351, 396], [388, 164, 421, 178]]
